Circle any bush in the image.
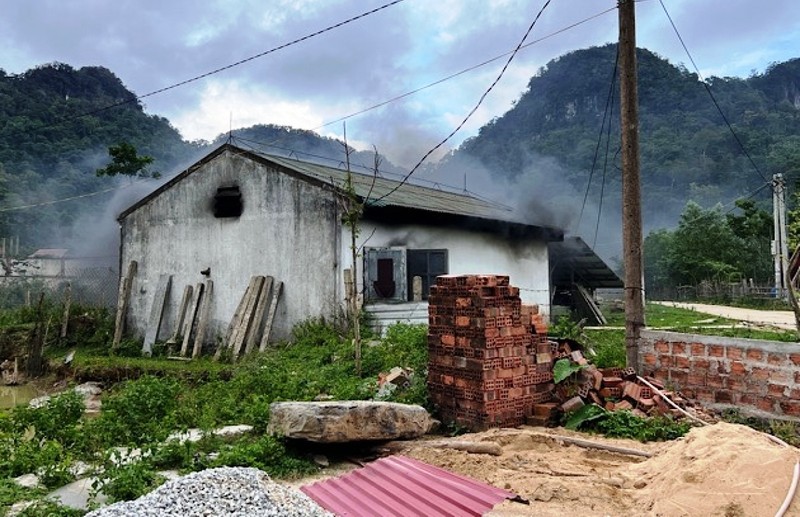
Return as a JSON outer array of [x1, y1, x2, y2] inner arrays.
[[91, 376, 182, 446], [211, 434, 316, 479]]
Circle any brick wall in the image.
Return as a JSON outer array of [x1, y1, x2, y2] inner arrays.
[[639, 330, 800, 419], [427, 274, 553, 431]]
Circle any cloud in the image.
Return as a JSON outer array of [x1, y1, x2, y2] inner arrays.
[[0, 0, 798, 156]]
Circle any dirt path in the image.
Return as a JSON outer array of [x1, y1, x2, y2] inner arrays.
[[653, 300, 798, 331]]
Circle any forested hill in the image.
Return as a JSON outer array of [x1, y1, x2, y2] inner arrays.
[[444, 44, 800, 230], [0, 63, 196, 247]]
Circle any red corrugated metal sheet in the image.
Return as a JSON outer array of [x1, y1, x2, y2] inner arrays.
[[301, 455, 517, 517]]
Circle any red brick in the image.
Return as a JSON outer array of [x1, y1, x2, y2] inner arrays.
[[670, 370, 688, 386], [751, 368, 771, 381], [715, 390, 735, 404], [643, 353, 657, 366], [653, 369, 668, 382], [768, 384, 788, 397], [691, 343, 706, 356], [756, 397, 776, 413], [746, 349, 764, 362], [672, 342, 687, 355], [725, 377, 746, 391], [729, 361, 747, 375], [767, 353, 785, 366], [791, 389, 800, 400], [790, 354, 800, 366], [692, 358, 710, 369], [675, 356, 690, 369], [706, 374, 725, 388], [780, 400, 800, 417], [726, 347, 743, 360], [708, 345, 724, 358], [695, 389, 715, 403], [770, 369, 793, 385], [659, 355, 673, 367], [655, 340, 670, 353], [739, 394, 758, 406], [687, 372, 706, 386]]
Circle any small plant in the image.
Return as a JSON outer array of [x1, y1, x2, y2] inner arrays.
[[211, 435, 316, 479], [93, 452, 166, 503]]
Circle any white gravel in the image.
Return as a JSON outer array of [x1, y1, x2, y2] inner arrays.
[[85, 467, 333, 517]]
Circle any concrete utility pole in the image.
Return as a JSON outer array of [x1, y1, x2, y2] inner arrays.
[[618, 0, 645, 368], [772, 173, 789, 298]]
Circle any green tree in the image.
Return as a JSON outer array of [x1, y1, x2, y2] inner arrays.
[[96, 142, 160, 179]]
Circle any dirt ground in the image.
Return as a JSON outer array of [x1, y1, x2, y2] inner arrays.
[[301, 422, 800, 517]]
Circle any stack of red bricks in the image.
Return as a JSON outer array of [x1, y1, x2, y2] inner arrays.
[[545, 343, 689, 422], [427, 274, 554, 431]]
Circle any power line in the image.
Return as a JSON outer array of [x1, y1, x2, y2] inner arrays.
[[1, 0, 406, 138], [0, 180, 147, 213], [231, 135, 514, 210], [576, 45, 619, 234], [313, 5, 616, 131], [371, 0, 554, 204], [657, 0, 768, 183], [594, 81, 617, 249]]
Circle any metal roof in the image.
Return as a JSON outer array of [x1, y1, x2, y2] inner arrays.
[[119, 145, 563, 240], [549, 237, 623, 289], [300, 455, 518, 517], [261, 153, 523, 223]]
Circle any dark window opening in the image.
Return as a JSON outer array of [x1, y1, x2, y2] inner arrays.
[[214, 186, 243, 218], [407, 249, 448, 300], [373, 258, 397, 298]]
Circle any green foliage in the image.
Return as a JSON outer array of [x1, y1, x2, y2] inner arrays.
[[559, 404, 691, 442], [553, 358, 584, 384], [90, 376, 181, 446], [211, 435, 316, 479], [0, 478, 46, 511], [95, 142, 160, 179], [564, 403, 607, 430], [93, 454, 165, 503], [15, 500, 85, 517], [644, 200, 773, 293]]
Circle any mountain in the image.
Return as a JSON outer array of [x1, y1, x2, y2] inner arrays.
[[440, 44, 800, 236]]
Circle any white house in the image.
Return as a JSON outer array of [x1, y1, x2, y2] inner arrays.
[[117, 144, 568, 346]]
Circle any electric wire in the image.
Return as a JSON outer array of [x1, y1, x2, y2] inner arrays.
[[657, 0, 768, 183], [0, 0, 406, 139], [312, 5, 616, 131], [576, 45, 619, 235], [593, 76, 616, 249], [0, 180, 148, 213], [371, 0, 554, 205], [229, 134, 515, 209]]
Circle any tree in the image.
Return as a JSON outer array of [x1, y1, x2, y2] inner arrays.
[[96, 142, 160, 179]]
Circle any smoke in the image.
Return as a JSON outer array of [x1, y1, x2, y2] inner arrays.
[[420, 146, 625, 262]]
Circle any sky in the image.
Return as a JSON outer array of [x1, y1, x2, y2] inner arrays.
[[0, 0, 799, 168]]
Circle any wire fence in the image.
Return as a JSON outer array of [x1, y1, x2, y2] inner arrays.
[[0, 267, 118, 309]]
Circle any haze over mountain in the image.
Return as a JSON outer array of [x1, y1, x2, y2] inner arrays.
[[0, 44, 799, 258]]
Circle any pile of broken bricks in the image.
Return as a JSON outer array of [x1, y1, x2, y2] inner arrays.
[[531, 340, 691, 426]]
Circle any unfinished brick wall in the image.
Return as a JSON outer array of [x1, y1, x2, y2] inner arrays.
[[639, 330, 800, 419], [427, 274, 553, 430]]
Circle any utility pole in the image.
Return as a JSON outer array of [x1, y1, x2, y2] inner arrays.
[[619, 0, 645, 368], [773, 173, 789, 299]]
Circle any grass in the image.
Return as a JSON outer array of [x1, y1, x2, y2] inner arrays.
[[602, 302, 734, 328]]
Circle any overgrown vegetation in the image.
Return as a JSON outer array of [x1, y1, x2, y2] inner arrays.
[[0, 317, 430, 512]]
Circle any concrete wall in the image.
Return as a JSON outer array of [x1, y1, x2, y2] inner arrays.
[[639, 330, 800, 420], [344, 221, 551, 317], [120, 149, 341, 344]]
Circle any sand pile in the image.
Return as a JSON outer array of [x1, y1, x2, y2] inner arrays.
[[630, 422, 799, 516]]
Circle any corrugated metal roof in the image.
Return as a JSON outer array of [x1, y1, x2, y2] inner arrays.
[[263, 153, 517, 223], [300, 455, 518, 517], [549, 237, 623, 289]]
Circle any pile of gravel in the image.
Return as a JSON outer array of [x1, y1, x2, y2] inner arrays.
[[86, 467, 333, 517]]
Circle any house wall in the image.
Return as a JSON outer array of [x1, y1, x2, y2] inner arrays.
[[342, 221, 551, 317], [120, 149, 341, 345], [638, 330, 800, 420]]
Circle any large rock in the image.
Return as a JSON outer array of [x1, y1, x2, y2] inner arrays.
[[268, 401, 434, 442]]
